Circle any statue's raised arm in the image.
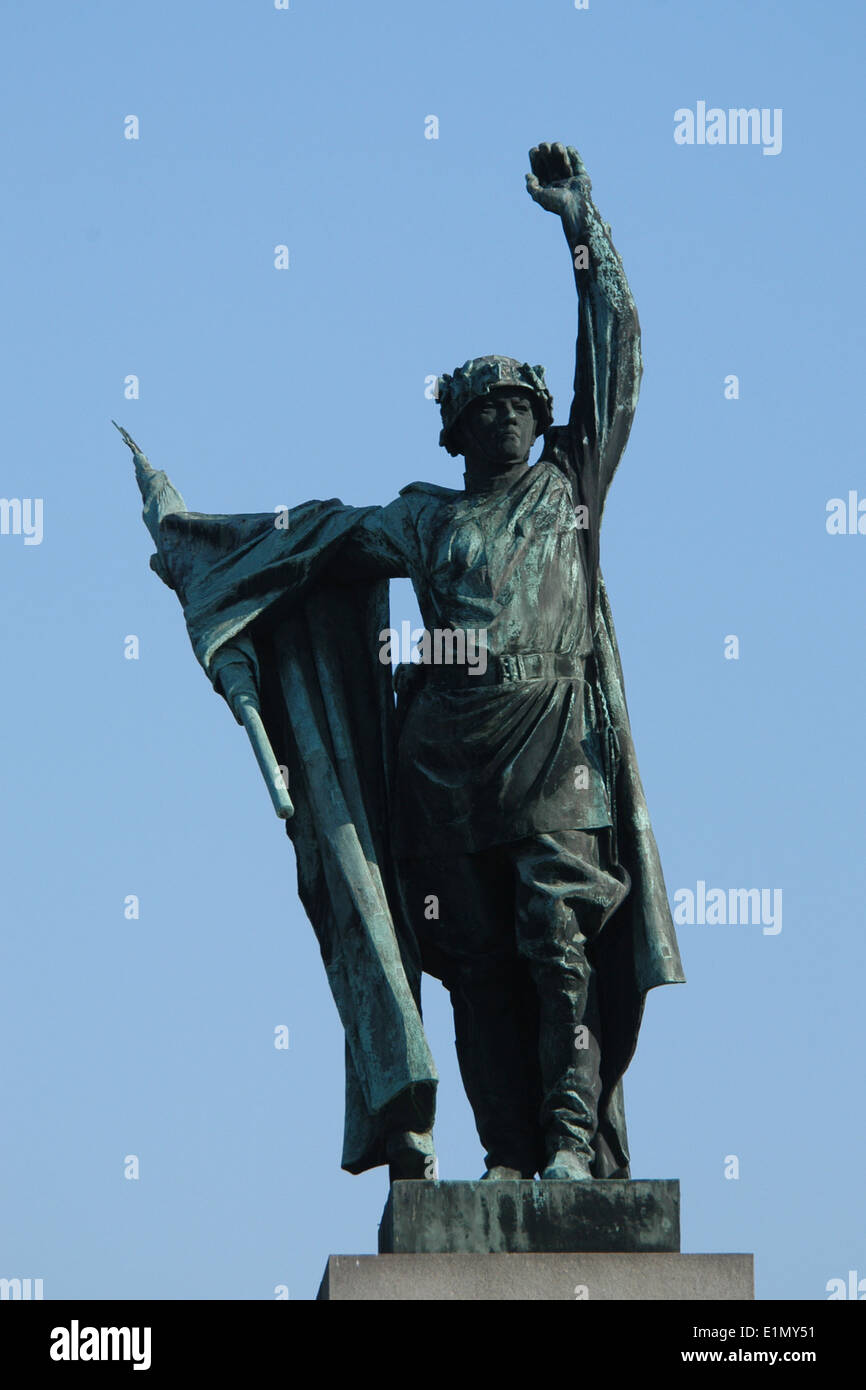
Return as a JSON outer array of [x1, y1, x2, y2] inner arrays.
[[527, 143, 642, 529]]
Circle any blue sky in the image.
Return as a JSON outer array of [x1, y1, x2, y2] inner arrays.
[[1, 0, 864, 1300]]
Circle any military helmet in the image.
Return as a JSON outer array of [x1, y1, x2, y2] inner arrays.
[[436, 355, 554, 457]]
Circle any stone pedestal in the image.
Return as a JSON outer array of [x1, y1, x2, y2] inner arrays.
[[318, 1251, 754, 1301], [379, 1178, 679, 1253], [318, 1179, 754, 1301]]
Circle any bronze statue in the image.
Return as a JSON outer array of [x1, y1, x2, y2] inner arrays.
[[120, 142, 684, 1184]]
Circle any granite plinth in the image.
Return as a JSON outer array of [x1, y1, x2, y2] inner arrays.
[[317, 1252, 754, 1301], [379, 1179, 680, 1254]]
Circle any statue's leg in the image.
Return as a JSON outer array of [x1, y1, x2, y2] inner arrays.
[[399, 848, 546, 1177], [446, 952, 545, 1177], [511, 830, 628, 1176]]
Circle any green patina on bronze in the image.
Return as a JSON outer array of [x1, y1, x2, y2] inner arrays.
[[120, 143, 684, 1184]]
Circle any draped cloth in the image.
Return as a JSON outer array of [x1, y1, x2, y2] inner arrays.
[[154, 497, 437, 1172]]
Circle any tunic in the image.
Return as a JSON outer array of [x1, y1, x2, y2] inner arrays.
[[341, 458, 613, 855]]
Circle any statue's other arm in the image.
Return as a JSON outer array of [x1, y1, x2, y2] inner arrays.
[[526, 143, 642, 511], [115, 420, 412, 587], [323, 500, 414, 583]]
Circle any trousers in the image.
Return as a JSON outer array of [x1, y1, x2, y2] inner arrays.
[[398, 829, 629, 1176]]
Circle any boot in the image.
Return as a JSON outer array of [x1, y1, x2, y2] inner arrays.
[[386, 1129, 437, 1182], [541, 1147, 594, 1181]]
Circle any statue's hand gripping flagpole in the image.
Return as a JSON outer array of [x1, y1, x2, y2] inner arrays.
[[114, 421, 294, 820], [210, 643, 295, 820]]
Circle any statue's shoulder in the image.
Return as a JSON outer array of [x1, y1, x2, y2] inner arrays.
[[397, 478, 461, 500], [398, 480, 461, 502]]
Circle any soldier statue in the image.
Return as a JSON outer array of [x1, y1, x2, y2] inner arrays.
[[120, 142, 684, 1185]]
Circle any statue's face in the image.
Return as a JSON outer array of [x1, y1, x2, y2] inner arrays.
[[457, 387, 538, 467]]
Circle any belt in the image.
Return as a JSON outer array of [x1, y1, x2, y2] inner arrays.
[[414, 650, 586, 688]]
